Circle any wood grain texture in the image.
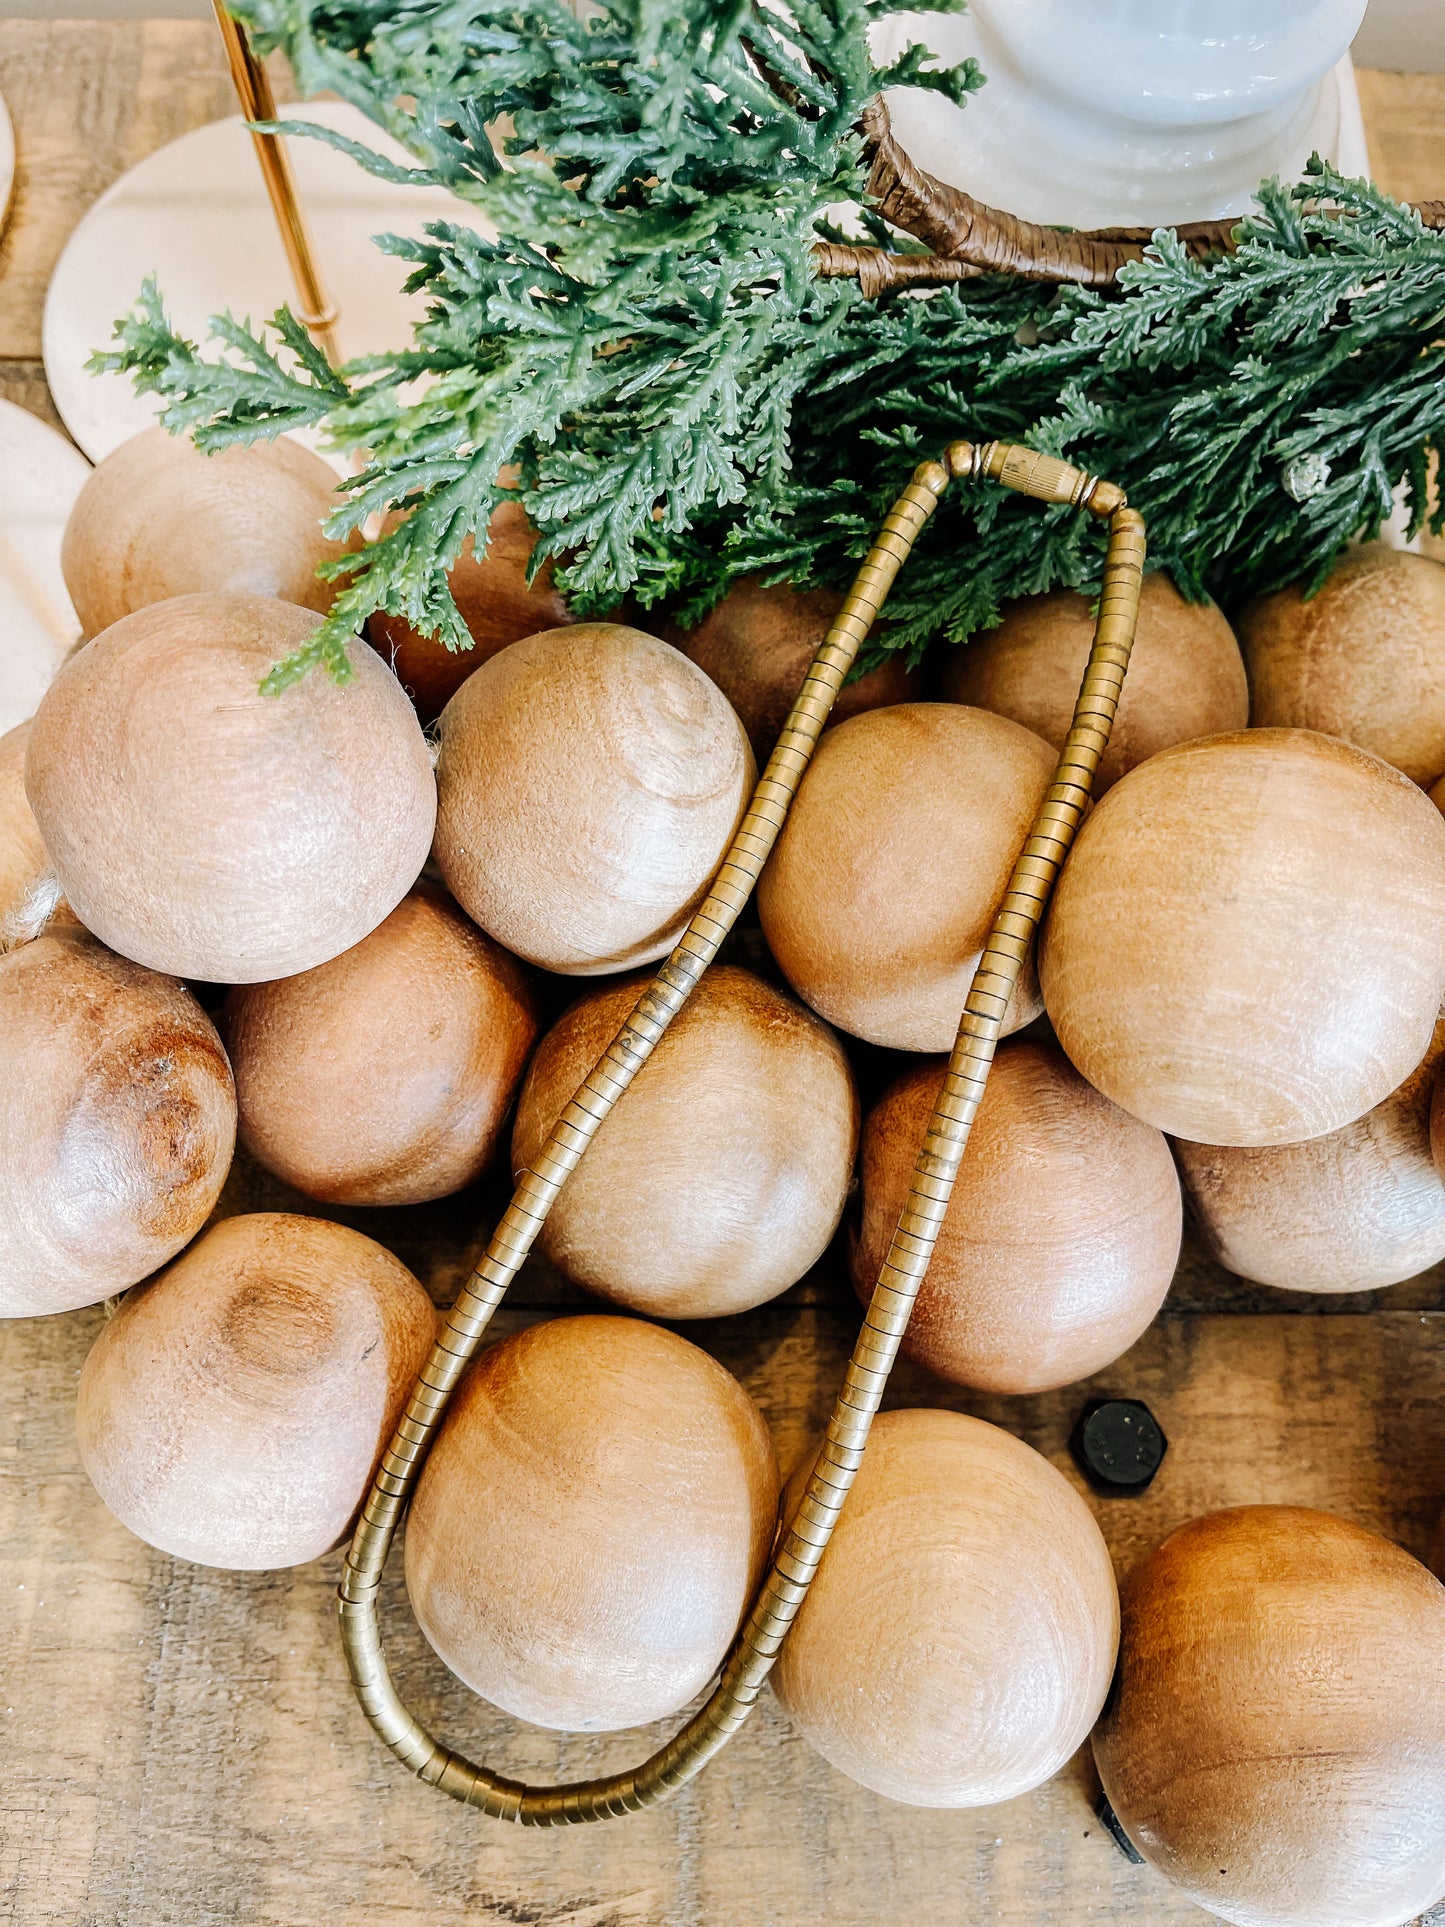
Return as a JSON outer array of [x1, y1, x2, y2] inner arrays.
[[0, 34, 1443, 1927], [26, 593, 437, 982], [1358, 69, 1445, 204], [11, 1290, 1445, 1925], [0, 21, 291, 361]]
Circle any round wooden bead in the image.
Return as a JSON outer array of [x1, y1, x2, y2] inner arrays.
[[757, 703, 1057, 1051], [0, 720, 48, 936], [772, 1408, 1118, 1806], [60, 427, 349, 637], [512, 964, 858, 1318], [1094, 1506, 1445, 1927], [404, 1315, 779, 1731], [225, 887, 540, 1207], [368, 500, 574, 721], [853, 1040, 1179, 1392], [1040, 729, 1445, 1145], [25, 593, 436, 983], [1239, 546, 1445, 787], [673, 575, 920, 761], [939, 573, 1248, 793], [0, 927, 236, 1317], [76, 1213, 435, 1569], [1177, 1018, 1445, 1292], [433, 623, 754, 974]]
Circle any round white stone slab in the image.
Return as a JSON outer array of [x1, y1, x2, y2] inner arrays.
[[43, 99, 472, 465], [0, 89, 16, 240], [0, 400, 89, 737]]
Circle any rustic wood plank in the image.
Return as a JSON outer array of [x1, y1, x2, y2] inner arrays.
[[1357, 68, 1445, 203], [0, 20, 290, 362], [6, 1297, 1445, 1927]]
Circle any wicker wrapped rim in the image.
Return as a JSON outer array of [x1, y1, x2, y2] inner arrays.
[[337, 439, 1147, 1822]]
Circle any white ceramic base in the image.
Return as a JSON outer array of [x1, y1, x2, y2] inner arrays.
[[874, 16, 1370, 229], [43, 100, 475, 465], [0, 401, 89, 738]]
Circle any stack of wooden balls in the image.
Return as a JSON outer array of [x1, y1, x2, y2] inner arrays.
[[5, 417, 1445, 1926]]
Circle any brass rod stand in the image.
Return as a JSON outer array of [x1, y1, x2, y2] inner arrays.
[[211, 3, 343, 365], [338, 440, 1146, 1823]]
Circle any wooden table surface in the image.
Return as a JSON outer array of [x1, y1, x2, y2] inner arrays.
[[3, 24, 1445, 1927]]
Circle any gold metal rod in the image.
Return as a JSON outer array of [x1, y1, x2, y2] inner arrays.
[[211, 3, 343, 365], [337, 443, 1146, 1823]]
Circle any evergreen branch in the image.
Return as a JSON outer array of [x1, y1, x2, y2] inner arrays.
[[96, 0, 1445, 692]]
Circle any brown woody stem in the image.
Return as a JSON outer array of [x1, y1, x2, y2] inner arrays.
[[820, 99, 1445, 295]]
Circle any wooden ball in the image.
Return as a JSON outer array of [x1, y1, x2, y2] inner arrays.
[[1178, 1018, 1445, 1292], [368, 500, 574, 721], [61, 428, 349, 637], [757, 703, 1056, 1051], [0, 720, 48, 937], [939, 574, 1248, 794], [225, 887, 540, 1207], [1040, 730, 1445, 1145], [25, 593, 436, 982], [673, 576, 921, 761], [512, 964, 858, 1318], [1094, 1506, 1445, 1927], [404, 1314, 778, 1731], [0, 927, 236, 1316], [76, 1213, 434, 1569], [772, 1409, 1117, 1806], [1239, 546, 1445, 787], [434, 623, 754, 974], [853, 1040, 1179, 1392]]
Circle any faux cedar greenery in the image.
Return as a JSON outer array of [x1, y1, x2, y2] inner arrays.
[[94, 0, 1445, 685]]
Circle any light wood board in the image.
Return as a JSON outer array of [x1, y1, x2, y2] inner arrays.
[[0, 23, 1443, 1926]]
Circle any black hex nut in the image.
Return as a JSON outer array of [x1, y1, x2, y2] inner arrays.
[[1070, 1398, 1167, 1494]]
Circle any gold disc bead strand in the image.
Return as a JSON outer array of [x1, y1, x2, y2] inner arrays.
[[338, 448, 1146, 1825]]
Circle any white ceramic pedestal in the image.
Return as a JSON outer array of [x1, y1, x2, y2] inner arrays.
[[873, 0, 1371, 228], [0, 401, 88, 737], [43, 100, 475, 466]]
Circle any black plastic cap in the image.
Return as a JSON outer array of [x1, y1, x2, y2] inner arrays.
[[1070, 1398, 1167, 1494], [1094, 1791, 1146, 1865]]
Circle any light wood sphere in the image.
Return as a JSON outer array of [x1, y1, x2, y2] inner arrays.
[[25, 593, 436, 983], [1094, 1506, 1445, 1927], [61, 427, 349, 637], [1178, 1017, 1445, 1292], [512, 964, 857, 1318], [1239, 546, 1445, 787], [756, 703, 1056, 1051], [853, 1040, 1179, 1392], [0, 720, 49, 937], [225, 886, 540, 1207], [939, 573, 1248, 794], [772, 1408, 1117, 1806], [0, 927, 236, 1317], [76, 1213, 435, 1569], [1040, 729, 1445, 1146], [404, 1314, 779, 1731], [672, 575, 921, 761], [368, 500, 574, 721], [434, 623, 754, 974]]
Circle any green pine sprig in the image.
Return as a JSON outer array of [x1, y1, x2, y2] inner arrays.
[[90, 0, 1445, 687]]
